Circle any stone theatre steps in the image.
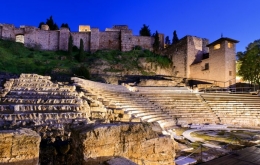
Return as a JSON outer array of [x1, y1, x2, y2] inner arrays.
[[201, 93, 260, 127], [72, 77, 177, 130], [0, 74, 90, 128]]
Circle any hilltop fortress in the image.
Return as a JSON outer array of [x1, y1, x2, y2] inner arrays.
[[0, 23, 239, 87], [0, 24, 159, 52]]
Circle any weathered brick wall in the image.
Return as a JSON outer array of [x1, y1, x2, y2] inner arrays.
[[59, 28, 70, 51], [0, 128, 41, 165], [0, 25, 2, 38], [0, 24, 16, 41], [121, 30, 133, 51], [23, 26, 39, 49], [224, 41, 237, 86], [0, 23, 155, 52], [99, 31, 121, 50], [90, 28, 99, 52], [190, 40, 236, 87], [187, 36, 209, 77], [165, 36, 188, 78], [37, 30, 59, 50], [71, 32, 91, 51], [132, 36, 154, 51]]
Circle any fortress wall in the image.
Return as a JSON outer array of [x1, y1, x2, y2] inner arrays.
[[187, 36, 209, 77], [0, 24, 16, 41], [59, 28, 70, 51], [14, 28, 25, 35], [0, 129, 41, 165], [166, 37, 188, 78], [132, 36, 154, 51], [99, 31, 121, 50], [37, 30, 59, 50], [71, 32, 91, 51], [90, 28, 99, 52], [23, 27, 39, 48], [121, 30, 133, 51], [0, 25, 2, 38], [224, 41, 236, 86]]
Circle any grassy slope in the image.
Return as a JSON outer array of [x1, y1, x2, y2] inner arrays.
[[0, 39, 172, 78]]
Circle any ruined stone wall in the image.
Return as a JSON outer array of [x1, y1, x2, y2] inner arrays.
[[0, 129, 41, 165], [72, 123, 175, 165], [59, 28, 70, 51], [165, 36, 188, 78], [99, 31, 121, 50], [224, 41, 237, 87], [0, 23, 155, 52], [71, 32, 91, 51], [187, 36, 209, 77], [0, 24, 16, 41], [121, 30, 134, 51], [190, 41, 227, 87], [132, 36, 154, 51], [90, 28, 100, 52]]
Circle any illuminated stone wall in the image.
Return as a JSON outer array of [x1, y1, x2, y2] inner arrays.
[[0, 23, 155, 52], [99, 31, 121, 50]]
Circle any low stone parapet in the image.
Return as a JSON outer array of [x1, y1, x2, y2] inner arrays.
[[0, 128, 41, 165]]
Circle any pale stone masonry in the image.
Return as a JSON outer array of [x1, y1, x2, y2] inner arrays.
[[165, 36, 239, 87], [0, 128, 41, 165], [0, 24, 156, 52]]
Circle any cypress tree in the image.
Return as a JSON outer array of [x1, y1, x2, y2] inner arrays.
[[172, 30, 179, 44], [79, 39, 84, 62], [153, 31, 160, 52], [68, 35, 73, 56]]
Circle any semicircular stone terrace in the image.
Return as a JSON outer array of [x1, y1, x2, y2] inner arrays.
[[72, 77, 260, 129], [0, 74, 90, 128]]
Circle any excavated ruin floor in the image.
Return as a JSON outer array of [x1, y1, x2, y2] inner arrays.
[[175, 127, 260, 164]]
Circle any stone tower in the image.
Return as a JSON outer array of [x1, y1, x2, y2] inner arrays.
[[206, 37, 239, 87]]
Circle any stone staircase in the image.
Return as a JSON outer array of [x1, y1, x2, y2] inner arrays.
[[200, 93, 260, 128], [139, 91, 219, 126], [0, 74, 90, 128], [72, 77, 177, 131]]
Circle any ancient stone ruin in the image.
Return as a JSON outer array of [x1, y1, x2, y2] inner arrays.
[[0, 74, 176, 165]]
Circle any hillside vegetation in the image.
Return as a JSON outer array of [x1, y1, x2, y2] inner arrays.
[[0, 39, 172, 80]]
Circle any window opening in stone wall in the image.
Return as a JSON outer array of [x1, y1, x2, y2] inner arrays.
[[203, 63, 209, 70], [213, 44, 220, 50], [229, 71, 232, 76], [15, 35, 24, 44], [228, 42, 233, 48]]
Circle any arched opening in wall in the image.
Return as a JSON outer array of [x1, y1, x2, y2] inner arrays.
[[15, 35, 24, 44]]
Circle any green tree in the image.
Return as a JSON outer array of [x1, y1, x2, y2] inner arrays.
[[237, 40, 260, 88], [68, 34, 73, 56], [38, 22, 45, 29], [46, 16, 59, 30], [172, 30, 179, 44], [165, 36, 171, 47], [79, 39, 84, 62], [153, 31, 160, 52], [61, 23, 70, 31], [139, 24, 151, 36]]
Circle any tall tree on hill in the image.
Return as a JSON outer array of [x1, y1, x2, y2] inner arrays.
[[61, 23, 70, 31], [153, 31, 160, 52], [172, 30, 179, 44], [68, 35, 73, 56], [139, 24, 151, 36], [165, 36, 171, 47], [79, 39, 84, 62], [237, 39, 260, 88], [46, 16, 59, 30], [38, 22, 45, 29]]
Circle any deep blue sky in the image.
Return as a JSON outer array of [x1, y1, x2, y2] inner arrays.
[[1, 0, 260, 52]]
